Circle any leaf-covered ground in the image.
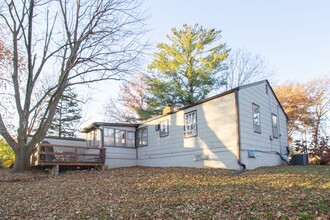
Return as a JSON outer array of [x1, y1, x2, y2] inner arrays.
[[0, 165, 329, 219]]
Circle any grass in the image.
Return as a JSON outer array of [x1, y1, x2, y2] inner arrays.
[[0, 165, 329, 219]]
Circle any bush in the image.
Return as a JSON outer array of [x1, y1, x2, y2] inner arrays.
[[0, 139, 15, 168], [294, 141, 330, 165]]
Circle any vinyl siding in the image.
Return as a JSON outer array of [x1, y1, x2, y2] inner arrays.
[[238, 82, 288, 169], [137, 92, 240, 170]]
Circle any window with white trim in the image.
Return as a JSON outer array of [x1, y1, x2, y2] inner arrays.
[[137, 127, 148, 147], [160, 120, 169, 137], [184, 110, 197, 138], [253, 103, 261, 133], [272, 113, 278, 138]]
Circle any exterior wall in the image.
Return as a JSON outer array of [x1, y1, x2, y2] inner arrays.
[[99, 125, 137, 168], [137, 92, 240, 170], [238, 82, 288, 169]]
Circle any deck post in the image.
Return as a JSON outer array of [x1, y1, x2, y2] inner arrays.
[[51, 165, 60, 176]]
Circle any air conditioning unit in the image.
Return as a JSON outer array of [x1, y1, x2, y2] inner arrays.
[[291, 154, 308, 166]]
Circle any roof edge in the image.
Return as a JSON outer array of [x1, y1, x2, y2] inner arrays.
[[80, 122, 139, 133]]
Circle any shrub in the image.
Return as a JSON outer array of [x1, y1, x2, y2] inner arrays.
[[0, 139, 15, 168], [294, 140, 330, 165]]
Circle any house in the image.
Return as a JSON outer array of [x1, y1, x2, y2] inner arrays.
[[80, 80, 288, 170]]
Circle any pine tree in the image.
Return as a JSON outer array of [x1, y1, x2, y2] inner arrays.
[[146, 24, 229, 113], [48, 87, 82, 137]]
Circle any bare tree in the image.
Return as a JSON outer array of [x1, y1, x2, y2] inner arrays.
[[225, 48, 274, 89], [0, 0, 146, 171], [103, 73, 149, 122], [307, 77, 330, 146]]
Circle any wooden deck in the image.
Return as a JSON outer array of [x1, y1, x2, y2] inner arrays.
[[30, 143, 106, 167]]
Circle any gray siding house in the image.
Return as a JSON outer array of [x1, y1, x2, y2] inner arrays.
[[81, 80, 288, 170]]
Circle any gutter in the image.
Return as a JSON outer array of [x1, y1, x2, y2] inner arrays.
[[233, 89, 246, 175]]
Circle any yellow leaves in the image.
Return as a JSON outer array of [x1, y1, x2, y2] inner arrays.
[[0, 140, 15, 168]]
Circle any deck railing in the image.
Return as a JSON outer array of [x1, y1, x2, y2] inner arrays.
[[31, 143, 106, 166]]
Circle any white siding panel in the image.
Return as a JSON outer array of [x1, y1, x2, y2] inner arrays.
[[240, 151, 283, 169], [105, 147, 137, 168], [137, 92, 240, 170], [238, 82, 288, 169]]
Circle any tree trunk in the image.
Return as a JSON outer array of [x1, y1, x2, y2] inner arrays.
[[314, 117, 321, 149], [12, 145, 32, 172]]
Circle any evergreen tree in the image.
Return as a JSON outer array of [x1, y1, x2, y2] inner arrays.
[[48, 87, 82, 137], [146, 24, 229, 113]]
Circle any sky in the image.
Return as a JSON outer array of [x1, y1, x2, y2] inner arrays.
[[81, 0, 330, 127]]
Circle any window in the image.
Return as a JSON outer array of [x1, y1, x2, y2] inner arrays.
[[184, 110, 197, 138], [253, 103, 261, 133], [137, 127, 148, 147], [103, 128, 135, 148], [86, 132, 92, 147], [86, 130, 100, 147], [126, 131, 135, 147], [115, 130, 126, 147], [272, 113, 279, 138], [160, 120, 169, 137], [104, 128, 115, 147]]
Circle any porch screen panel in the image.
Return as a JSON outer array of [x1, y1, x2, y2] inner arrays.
[[104, 128, 115, 147], [115, 130, 126, 147], [126, 131, 135, 147]]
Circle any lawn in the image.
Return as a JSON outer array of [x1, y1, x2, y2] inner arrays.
[[0, 165, 329, 219]]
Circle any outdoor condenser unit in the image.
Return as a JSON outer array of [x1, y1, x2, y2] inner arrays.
[[291, 154, 308, 166]]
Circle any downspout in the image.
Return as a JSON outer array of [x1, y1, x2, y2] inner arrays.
[[233, 89, 246, 175]]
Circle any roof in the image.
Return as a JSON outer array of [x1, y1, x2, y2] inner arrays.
[[80, 122, 139, 133], [140, 80, 288, 123], [80, 80, 288, 132], [27, 135, 85, 141]]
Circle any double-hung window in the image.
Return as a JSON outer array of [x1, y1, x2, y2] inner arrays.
[[272, 113, 279, 138], [253, 103, 261, 133], [160, 120, 169, 137], [184, 110, 197, 138]]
